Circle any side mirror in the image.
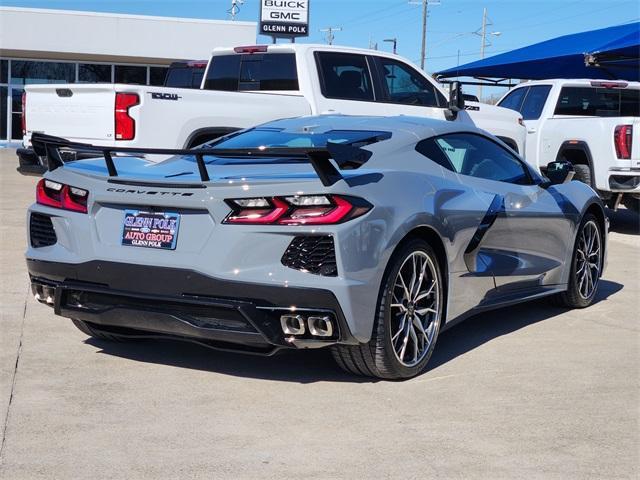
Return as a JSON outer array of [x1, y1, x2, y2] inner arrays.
[[445, 81, 465, 120], [545, 161, 575, 185]]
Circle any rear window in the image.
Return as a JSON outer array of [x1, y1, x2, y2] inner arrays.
[[203, 53, 298, 92], [164, 67, 205, 89], [315, 52, 374, 101], [498, 85, 551, 120], [211, 128, 390, 149], [555, 87, 640, 117]]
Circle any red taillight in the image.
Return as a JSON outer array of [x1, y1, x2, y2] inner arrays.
[[223, 195, 371, 225], [614, 125, 633, 159], [36, 179, 88, 213], [233, 45, 268, 54], [591, 81, 628, 89], [21, 91, 26, 135], [114, 92, 139, 141]]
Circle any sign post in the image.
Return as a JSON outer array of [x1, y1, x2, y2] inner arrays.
[[260, 0, 309, 42]]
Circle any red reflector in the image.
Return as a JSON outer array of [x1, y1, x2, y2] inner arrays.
[[21, 91, 26, 135], [115, 93, 139, 141], [233, 45, 268, 54], [614, 125, 633, 159]]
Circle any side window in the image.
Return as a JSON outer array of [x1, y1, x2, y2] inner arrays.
[[620, 89, 640, 117], [316, 52, 374, 101], [421, 133, 532, 185], [520, 85, 551, 120], [498, 87, 527, 113], [376, 58, 445, 107], [204, 54, 298, 92], [554, 87, 620, 116]]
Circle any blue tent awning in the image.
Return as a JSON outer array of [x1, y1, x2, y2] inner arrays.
[[436, 23, 640, 81]]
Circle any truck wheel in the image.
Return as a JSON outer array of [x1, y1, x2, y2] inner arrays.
[[331, 239, 444, 380], [572, 164, 593, 188], [71, 319, 128, 342], [622, 196, 640, 213]]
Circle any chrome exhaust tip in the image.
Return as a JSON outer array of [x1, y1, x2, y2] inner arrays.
[[308, 316, 334, 338], [280, 314, 305, 336]]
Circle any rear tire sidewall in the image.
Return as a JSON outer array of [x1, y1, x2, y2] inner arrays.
[[377, 239, 444, 379]]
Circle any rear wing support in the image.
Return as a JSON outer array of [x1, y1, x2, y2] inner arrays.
[[30, 133, 374, 187]]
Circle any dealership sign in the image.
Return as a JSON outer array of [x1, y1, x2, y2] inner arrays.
[[260, 0, 309, 38]]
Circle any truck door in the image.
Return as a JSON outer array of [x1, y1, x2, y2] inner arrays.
[[519, 85, 553, 162]]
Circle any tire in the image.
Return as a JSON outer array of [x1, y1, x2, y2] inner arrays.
[[552, 213, 603, 308], [622, 195, 640, 214], [331, 238, 444, 380], [572, 164, 593, 188], [71, 319, 128, 342]]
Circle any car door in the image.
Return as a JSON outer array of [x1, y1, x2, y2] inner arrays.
[[498, 85, 552, 161], [428, 132, 575, 294], [368, 56, 449, 121]]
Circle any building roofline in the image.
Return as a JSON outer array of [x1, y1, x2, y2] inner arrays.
[[0, 6, 256, 27]]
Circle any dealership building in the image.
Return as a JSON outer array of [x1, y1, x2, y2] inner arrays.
[[0, 7, 257, 142]]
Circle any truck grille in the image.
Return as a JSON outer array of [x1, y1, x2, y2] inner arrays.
[[30, 213, 57, 248], [281, 235, 337, 277]]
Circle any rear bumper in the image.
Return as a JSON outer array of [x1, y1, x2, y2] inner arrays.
[[27, 259, 358, 355], [16, 148, 46, 176]]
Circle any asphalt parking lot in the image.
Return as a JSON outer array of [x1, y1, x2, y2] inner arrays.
[[0, 148, 638, 479]]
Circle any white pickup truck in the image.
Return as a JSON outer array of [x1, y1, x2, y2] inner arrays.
[[19, 43, 525, 169], [497, 79, 640, 212]]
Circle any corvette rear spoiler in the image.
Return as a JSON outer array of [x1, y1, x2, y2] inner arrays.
[[30, 132, 376, 187]]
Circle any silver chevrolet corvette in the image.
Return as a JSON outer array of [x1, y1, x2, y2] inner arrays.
[[25, 115, 607, 380]]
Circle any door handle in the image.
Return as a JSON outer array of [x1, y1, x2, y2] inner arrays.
[[527, 128, 537, 134]]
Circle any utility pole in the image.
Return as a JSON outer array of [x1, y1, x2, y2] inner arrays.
[[384, 38, 397, 54], [320, 26, 342, 45], [409, 1, 440, 71], [476, 8, 501, 100]]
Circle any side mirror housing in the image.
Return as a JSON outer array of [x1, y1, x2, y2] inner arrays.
[[545, 161, 575, 185], [445, 81, 466, 120]]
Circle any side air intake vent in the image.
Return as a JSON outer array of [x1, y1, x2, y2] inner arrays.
[[30, 213, 57, 248], [281, 235, 337, 277]]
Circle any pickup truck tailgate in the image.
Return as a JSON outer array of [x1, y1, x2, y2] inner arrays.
[[25, 84, 117, 144]]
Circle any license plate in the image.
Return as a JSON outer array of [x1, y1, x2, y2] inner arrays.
[[121, 210, 180, 250]]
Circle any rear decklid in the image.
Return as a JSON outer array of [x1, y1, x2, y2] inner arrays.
[[24, 83, 121, 146]]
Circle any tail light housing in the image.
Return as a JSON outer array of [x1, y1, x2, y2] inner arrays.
[[114, 92, 139, 141], [21, 91, 26, 135], [614, 125, 633, 159], [223, 195, 371, 225], [36, 179, 88, 213]]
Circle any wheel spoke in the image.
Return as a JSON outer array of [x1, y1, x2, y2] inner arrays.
[[415, 279, 436, 303], [391, 314, 407, 343]]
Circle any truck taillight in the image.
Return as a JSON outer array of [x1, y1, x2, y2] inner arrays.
[[21, 91, 26, 135], [114, 93, 139, 141], [614, 125, 633, 159]]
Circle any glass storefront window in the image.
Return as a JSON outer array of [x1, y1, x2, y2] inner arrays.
[[114, 65, 146, 85], [0, 60, 7, 84], [0, 87, 7, 139], [79, 64, 111, 83], [11, 88, 24, 140], [10, 60, 75, 85], [149, 66, 169, 86]]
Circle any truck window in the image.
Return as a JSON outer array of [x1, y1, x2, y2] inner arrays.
[[204, 53, 298, 92], [375, 57, 445, 107], [520, 85, 551, 120], [315, 52, 374, 101], [555, 87, 640, 117], [164, 66, 204, 89], [497, 87, 527, 113]]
